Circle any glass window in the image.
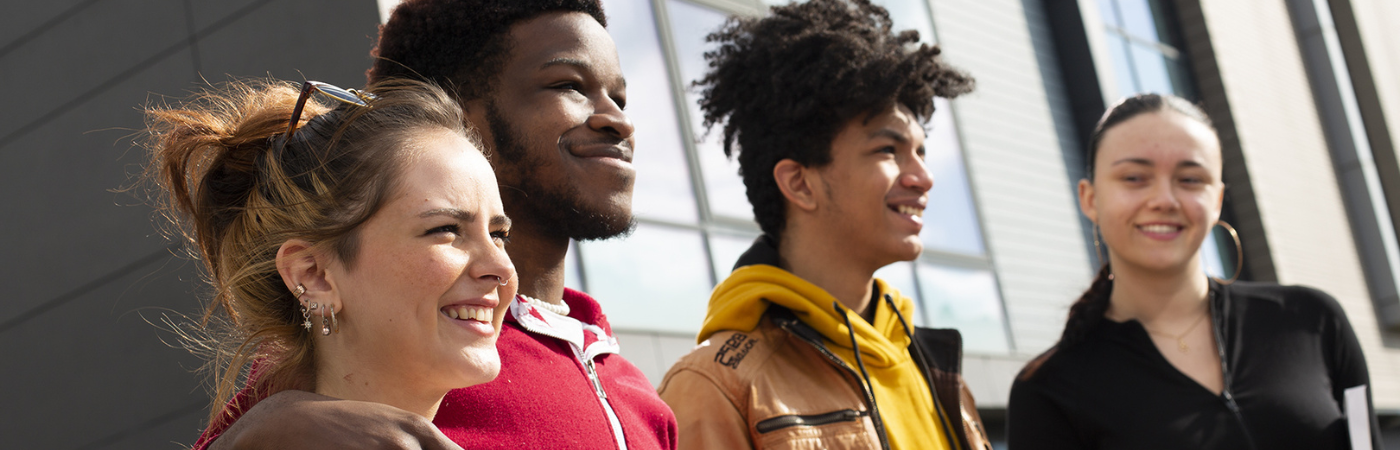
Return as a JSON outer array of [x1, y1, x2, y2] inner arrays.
[[1113, 0, 1165, 43], [922, 99, 986, 256], [708, 231, 761, 281], [1105, 33, 1139, 99], [666, 0, 753, 221], [602, 0, 699, 223], [566, 240, 584, 291], [873, 261, 922, 326], [916, 265, 1011, 353], [579, 224, 713, 333], [1129, 42, 1175, 95]]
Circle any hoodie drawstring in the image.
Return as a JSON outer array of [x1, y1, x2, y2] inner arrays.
[[834, 301, 892, 450], [885, 294, 966, 450]]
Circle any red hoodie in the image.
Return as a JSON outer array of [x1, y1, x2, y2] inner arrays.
[[193, 288, 677, 449]]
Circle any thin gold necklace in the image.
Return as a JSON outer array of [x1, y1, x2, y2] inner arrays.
[[1144, 309, 1210, 353]]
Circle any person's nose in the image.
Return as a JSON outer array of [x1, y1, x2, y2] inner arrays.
[[585, 95, 635, 141], [1145, 178, 1181, 212], [472, 246, 516, 294], [901, 156, 934, 194]]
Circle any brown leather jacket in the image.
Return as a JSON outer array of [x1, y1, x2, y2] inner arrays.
[[659, 306, 992, 450]]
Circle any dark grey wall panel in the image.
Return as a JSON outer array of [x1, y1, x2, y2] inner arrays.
[[194, 0, 379, 88], [0, 0, 380, 448], [0, 53, 197, 323]]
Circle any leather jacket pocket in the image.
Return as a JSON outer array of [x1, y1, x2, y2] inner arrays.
[[756, 409, 868, 433]]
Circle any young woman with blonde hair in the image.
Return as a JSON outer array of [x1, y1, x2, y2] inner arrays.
[[142, 77, 515, 446], [1007, 93, 1380, 449]]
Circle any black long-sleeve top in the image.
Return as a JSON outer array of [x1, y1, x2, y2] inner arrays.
[[1007, 280, 1381, 450]]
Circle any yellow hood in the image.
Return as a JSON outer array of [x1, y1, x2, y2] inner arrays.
[[698, 264, 917, 368]]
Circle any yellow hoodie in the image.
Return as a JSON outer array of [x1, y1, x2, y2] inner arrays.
[[699, 264, 954, 450]]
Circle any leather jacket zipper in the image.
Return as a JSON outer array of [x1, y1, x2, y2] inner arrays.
[[776, 318, 891, 450], [756, 409, 868, 433]]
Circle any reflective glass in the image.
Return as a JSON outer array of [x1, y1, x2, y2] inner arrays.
[[874, 261, 923, 326], [1200, 231, 1226, 279], [1098, 0, 1121, 28], [1115, 0, 1164, 43], [1105, 33, 1139, 100], [1129, 42, 1175, 95], [922, 99, 986, 256], [709, 231, 761, 282], [1200, 226, 1238, 281], [916, 265, 1010, 353], [666, 0, 754, 221], [579, 224, 713, 333], [602, 0, 699, 223]]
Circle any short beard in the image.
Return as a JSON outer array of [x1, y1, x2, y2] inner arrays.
[[486, 101, 635, 241]]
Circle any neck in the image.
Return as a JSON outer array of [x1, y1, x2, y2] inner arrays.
[[1105, 256, 1211, 326], [504, 212, 571, 306], [778, 226, 879, 321], [314, 349, 444, 419]]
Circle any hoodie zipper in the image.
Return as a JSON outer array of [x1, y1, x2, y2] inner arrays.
[[576, 349, 628, 450], [776, 318, 892, 450]]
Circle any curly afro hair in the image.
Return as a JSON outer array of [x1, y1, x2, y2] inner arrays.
[[368, 0, 606, 101], [697, 0, 974, 240]]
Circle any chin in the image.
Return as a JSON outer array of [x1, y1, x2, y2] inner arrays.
[[877, 239, 923, 264], [448, 345, 502, 389]]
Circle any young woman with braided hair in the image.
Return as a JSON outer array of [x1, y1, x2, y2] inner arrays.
[[1006, 94, 1380, 449]]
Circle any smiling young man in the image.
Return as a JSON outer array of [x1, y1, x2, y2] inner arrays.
[[196, 1, 676, 449], [655, 1, 989, 449]]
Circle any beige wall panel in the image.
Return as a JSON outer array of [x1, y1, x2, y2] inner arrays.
[[1347, 0, 1400, 163], [929, 0, 1094, 361], [1198, 0, 1400, 410]]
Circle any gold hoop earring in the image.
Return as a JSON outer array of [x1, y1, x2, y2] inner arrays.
[[1214, 220, 1243, 285]]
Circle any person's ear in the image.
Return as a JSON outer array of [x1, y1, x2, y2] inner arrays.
[[774, 159, 818, 212], [275, 239, 340, 312], [1078, 178, 1099, 224]]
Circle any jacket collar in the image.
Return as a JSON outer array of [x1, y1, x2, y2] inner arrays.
[[506, 288, 621, 361]]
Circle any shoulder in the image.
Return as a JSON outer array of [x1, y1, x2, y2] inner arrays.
[[1225, 281, 1346, 318], [663, 326, 782, 386]]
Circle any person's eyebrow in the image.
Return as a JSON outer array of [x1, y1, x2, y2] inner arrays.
[[1176, 160, 1206, 169], [490, 215, 511, 229], [420, 208, 476, 222], [541, 57, 591, 71], [871, 128, 912, 144], [542, 57, 628, 90], [1111, 157, 1153, 167]]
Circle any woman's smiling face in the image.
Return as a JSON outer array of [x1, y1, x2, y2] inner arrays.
[[1080, 111, 1225, 275], [323, 127, 515, 399]]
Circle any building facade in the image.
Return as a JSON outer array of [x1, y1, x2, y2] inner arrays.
[[2, 0, 1398, 447]]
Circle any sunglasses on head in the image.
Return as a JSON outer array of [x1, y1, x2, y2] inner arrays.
[[284, 80, 377, 137]]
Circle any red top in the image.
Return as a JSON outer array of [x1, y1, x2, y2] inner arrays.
[[193, 288, 677, 450]]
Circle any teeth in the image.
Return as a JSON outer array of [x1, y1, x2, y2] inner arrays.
[[443, 305, 493, 322], [1141, 224, 1179, 233], [896, 205, 924, 217]]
